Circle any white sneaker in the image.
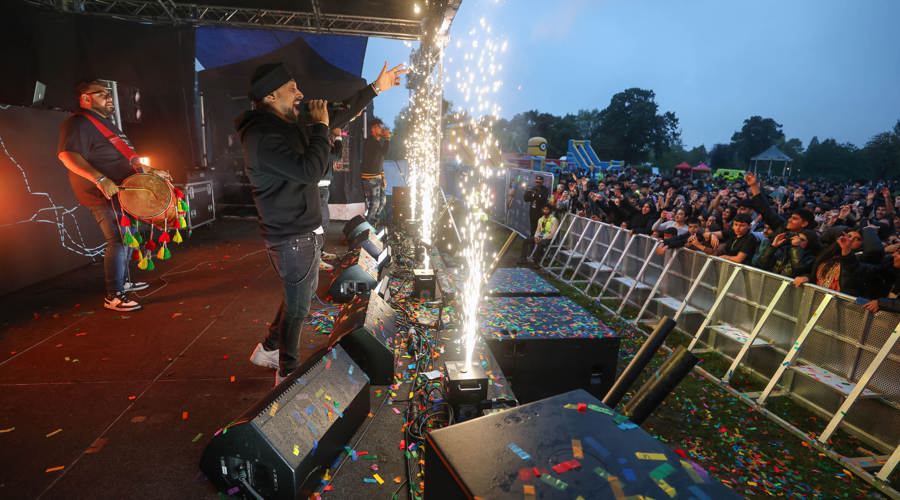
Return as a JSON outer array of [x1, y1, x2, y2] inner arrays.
[[321, 251, 338, 261], [124, 281, 149, 292], [250, 343, 279, 369], [104, 291, 142, 312], [319, 261, 335, 272]]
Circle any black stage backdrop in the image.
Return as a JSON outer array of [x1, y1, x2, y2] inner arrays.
[[0, 106, 104, 296], [0, 3, 198, 180], [199, 35, 368, 208]]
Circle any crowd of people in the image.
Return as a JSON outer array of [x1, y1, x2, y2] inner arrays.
[[527, 169, 900, 313]]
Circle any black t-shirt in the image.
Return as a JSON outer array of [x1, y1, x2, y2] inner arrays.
[[722, 229, 759, 262], [58, 110, 137, 207]]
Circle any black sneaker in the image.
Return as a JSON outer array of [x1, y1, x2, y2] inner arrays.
[[104, 291, 143, 312], [124, 281, 149, 292]]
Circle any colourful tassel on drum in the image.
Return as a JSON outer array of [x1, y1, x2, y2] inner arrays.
[[145, 239, 157, 252], [132, 250, 141, 262], [145, 251, 155, 271], [119, 214, 131, 227], [137, 251, 148, 270], [157, 242, 171, 260], [158, 231, 170, 244], [178, 216, 187, 229], [173, 229, 183, 244]]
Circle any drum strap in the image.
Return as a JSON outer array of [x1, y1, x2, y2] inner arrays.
[[78, 112, 140, 171]]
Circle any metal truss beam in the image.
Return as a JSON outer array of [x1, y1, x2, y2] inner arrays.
[[26, 0, 426, 40]]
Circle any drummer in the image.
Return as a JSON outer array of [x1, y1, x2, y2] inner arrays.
[[57, 80, 170, 312]]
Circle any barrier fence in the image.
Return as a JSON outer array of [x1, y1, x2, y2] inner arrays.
[[441, 163, 554, 238], [540, 213, 900, 488]]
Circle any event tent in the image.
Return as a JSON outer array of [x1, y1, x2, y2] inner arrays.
[[751, 144, 794, 178]]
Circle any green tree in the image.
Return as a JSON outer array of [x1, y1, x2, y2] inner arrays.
[[595, 88, 680, 164], [709, 143, 736, 168], [730, 116, 785, 166], [804, 138, 861, 179], [862, 125, 900, 180]]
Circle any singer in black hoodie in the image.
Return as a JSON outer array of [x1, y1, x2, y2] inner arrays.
[[237, 62, 406, 384]]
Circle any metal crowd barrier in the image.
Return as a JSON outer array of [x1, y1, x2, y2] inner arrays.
[[539, 213, 900, 486]]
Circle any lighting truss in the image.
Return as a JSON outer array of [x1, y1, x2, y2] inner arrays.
[[25, 0, 427, 40]]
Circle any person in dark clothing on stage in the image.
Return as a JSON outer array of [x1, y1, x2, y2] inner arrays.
[[520, 175, 550, 261], [361, 117, 391, 227], [239, 61, 406, 385], [315, 127, 344, 272]]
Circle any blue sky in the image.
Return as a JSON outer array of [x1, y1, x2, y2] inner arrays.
[[363, 0, 900, 150]]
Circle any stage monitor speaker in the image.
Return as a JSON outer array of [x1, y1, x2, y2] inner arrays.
[[329, 291, 396, 385], [424, 389, 739, 500], [343, 215, 372, 242], [200, 346, 370, 500], [327, 249, 379, 302], [484, 332, 619, 404], [350, 229, 385, 259]]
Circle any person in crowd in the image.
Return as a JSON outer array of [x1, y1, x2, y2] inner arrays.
[[862, 246, 900, 313], [652, 207, 689, 236], [520, 175, 550, 261], [758, 228, 821, 278], [530, 203, 559, 262]]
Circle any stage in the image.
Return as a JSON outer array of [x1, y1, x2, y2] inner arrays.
[[0, 219, 345, 499], [0, 218, 885, 499]]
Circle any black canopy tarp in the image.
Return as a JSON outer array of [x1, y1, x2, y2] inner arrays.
[[199, 33, 371, 208]]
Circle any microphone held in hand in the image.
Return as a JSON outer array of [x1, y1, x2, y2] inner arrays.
[[299, 100, 348, 115]]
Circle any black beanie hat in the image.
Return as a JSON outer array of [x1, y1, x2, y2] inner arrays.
[[249, 63, 293, 101]]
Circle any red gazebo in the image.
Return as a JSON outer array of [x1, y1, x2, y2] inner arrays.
[[693, 162, 711, 173], [674, 162, 692, 175]]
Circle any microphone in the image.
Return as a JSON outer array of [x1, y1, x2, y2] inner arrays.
[[299, 100, 348, 114]]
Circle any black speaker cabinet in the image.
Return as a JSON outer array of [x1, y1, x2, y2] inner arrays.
[[484, 332, 620, 404], [342, 215, 371, 241], [327, 249, 379, 302], [200, 346, 370, 500], [425, 389, 739, 500], [350, 229, 385, 261], [329, 291, 396, 385]]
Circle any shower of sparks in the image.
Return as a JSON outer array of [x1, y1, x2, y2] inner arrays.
[[446, 18, 507, 370], [405, 36, 445, 269]]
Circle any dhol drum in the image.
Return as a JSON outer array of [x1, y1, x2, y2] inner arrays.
[[118, 173, 178, 228]]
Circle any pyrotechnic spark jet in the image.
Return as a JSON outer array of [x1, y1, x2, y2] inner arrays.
[[444, 18, 506, 370], [405, 33, 445, 269]]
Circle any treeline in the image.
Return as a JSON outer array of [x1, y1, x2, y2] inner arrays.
[[387, 88, 900, 180]]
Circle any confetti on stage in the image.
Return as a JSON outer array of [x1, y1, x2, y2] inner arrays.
[[486, 267, 559, 296], [479, 296, 617, 339]]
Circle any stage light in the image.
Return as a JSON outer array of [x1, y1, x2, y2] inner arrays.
[[138, 156, 151, 167], [413, 3, 421, 15]]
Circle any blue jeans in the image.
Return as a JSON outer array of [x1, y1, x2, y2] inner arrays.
[[362, 177, 386, 226], [262, 233, 323, 376], [89, 204, 132, 294]]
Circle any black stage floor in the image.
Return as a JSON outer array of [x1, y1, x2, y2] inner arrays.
[[0, 219, 403, 499]]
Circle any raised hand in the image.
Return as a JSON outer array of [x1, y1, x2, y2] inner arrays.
[[771, 232, 788, 247], [374, 62, 408, 93]]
